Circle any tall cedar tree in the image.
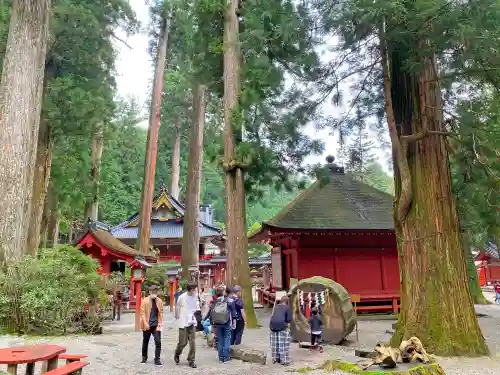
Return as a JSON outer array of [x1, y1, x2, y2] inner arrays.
[[222, 0, 258, 327], [137, 10, 171, 255], [309, 0, 500, 355], [0, 0, 51, 262], [84, 122, 104, 221], [181, 84, 207, 277], [0, 0, 138, 253]]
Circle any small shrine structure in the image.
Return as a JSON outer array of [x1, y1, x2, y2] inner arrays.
[[109, 184, 224, 261], [475, 239, 500, 286], [250, 156, 400, 313], [76, 221, 156, 276]]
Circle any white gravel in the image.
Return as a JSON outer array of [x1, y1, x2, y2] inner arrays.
[[1, 301, 500, 374]]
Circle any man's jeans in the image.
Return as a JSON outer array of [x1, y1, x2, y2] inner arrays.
[[175, 325, 196, 363], [496, 292, 500, 305], [142, 328, 161, 360], [216, 323, 232, 362]]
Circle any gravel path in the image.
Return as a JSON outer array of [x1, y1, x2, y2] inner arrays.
[[1, 302, 500, 374]]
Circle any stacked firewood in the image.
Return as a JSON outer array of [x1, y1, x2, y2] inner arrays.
[[359, 337, 434, 370]]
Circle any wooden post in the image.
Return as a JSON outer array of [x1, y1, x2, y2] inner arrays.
[[169, 281, 175, 313], [135, 281, 142, 332], [136, 11, 171, 255]]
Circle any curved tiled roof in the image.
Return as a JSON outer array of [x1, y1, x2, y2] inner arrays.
[[264, 164, 394, 230]]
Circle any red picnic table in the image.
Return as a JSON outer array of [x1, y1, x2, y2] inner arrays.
[[0, 344, 66, 375]]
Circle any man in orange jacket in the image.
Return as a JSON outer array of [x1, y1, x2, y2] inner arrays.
[[140, 285, 164, 365]]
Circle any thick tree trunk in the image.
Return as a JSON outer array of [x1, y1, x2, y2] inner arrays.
[[0, 0, 51, 263], [171, 117, 181, 200], [181, 85, 206, 278], [384, 41, 488, 355], [223, 0, 258, 328], [44, 182, 59, 247], [26, 114, 53, 255], [84, 123, 104, 221], [137, 13, 170, 255]]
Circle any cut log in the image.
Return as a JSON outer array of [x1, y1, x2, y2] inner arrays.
[[229, 345, 266, 365], [289, 276, 356, 344]]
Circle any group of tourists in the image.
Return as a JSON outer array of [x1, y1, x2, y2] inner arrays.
[[139, 282, 246, 367], [139, 283, 323, 368]]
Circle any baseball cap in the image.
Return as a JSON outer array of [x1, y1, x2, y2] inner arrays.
[[233, 285, 241, 293], [149, 285, 159, 291]]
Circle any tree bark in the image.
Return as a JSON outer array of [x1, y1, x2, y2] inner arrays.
[[0, 0, 51, 263], [137, 13, 171, 255], [223, 0, 258, 328], [461, 230, 487, 304], [171, 116, 181, 200], [181, 85, 207, 278], [26, 113, 53, 255], [84, 123, 104, 221], [383, 37, 488, 355], [44, 182, 59, 247]]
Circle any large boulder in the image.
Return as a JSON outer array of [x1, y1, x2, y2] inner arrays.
[[230, 345, 267, 365], [289, 276, 356, 344]]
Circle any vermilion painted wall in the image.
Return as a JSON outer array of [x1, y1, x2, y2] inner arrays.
[[298, 247, 399, 295], [478, 263, 500, 285], [274, 231, 399, 296]]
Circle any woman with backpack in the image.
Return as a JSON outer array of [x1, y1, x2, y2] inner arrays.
[[211, 286, 237, 363]]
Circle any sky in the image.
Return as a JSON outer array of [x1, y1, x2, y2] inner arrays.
[[114, 0, 390, 171]]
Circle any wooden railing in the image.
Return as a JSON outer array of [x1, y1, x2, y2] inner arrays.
[[159, 255, 214, 262]]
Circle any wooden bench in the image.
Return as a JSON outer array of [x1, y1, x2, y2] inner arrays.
[[42, 361, 89, 375], [58, 354, 88, 364]]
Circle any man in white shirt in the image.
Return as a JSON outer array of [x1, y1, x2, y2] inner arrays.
[[174, 281, 199, 368]]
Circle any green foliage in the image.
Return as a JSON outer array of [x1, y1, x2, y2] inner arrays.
[[0, 245, 102, 335]]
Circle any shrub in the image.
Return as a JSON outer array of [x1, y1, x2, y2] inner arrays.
[[0, 245, 102, 335]]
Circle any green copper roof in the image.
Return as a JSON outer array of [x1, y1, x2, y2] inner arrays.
[[264, 164, 395, 230]]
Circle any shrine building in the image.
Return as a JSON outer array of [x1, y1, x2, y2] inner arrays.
[[109, 184, 224, 262], [250, 156, 401, 313], [475, 239, 500, 286], [76, 221, 156, 277]]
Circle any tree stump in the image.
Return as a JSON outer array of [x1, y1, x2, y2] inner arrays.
[[289, 276, 356, 344], [319, 359, 446, 374], [229, 345, 267, 365]]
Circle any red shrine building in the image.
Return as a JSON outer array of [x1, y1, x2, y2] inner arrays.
[[475, 239, 500, 286], [250, 156, 401, 313], [109, 184, 224, 262], [76, 223, 156, 275]]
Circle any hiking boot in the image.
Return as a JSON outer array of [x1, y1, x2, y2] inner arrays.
[[174, 354, 180, 365], [188, 362, 197, 368], [141, 358, 147, 364], [154, 359, 162, 366]]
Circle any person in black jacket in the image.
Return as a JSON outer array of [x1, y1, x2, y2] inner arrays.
[[309, 306, 323, 352], [269, 295, 292, 365]]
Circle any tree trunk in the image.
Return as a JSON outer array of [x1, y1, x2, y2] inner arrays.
[[223, 0, 258, 328], [171, 117, 181, 200], [382, 36, 488, 355], [26, 114, 53, 255], [181, 85, 206, 278], [44, 182, 59, 247], [462, 230, 487, 304], [137, 13, 171, 255], [0, 0, 51, 263], [84, 123, 104, 221]]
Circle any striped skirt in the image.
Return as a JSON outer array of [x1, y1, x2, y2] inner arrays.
[[270, 328, 291, 365]]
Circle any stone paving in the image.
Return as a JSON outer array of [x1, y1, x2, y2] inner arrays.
[[1, 301, 500, 374]]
